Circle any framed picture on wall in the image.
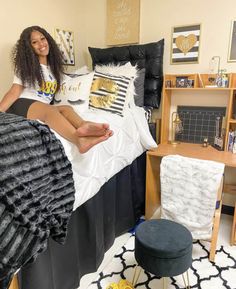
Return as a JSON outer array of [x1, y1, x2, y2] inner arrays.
[[228, 20, 236, 62], [55, 28, 75, 65], [171, 24, 201, 64], [106, 0, 140, 45]]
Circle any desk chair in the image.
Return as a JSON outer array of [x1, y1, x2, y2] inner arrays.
[[160, 155, 225, 262]]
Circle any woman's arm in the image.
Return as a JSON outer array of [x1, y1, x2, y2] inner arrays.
[[0, 84, 23, 112]]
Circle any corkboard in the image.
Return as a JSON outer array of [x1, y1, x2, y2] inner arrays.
[[106, 0, 140, 46]]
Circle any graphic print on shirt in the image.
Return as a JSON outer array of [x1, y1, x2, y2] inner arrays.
[[37, 80, 57, 101]]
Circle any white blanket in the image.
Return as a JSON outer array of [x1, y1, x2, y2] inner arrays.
[[53, 106, 157, 210], [160, 154, 225, 240]]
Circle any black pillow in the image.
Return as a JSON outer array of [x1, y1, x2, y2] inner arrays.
[[88, 39, 164, 108]]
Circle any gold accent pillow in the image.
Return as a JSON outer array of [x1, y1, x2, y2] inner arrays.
[[89, 71, 131, 117]]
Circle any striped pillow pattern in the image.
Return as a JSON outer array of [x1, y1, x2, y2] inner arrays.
[[89, 71, 131, 117]]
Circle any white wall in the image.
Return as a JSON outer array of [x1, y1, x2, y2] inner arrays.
[[0, 0, 85, 97], [78, 0, 236, 74]]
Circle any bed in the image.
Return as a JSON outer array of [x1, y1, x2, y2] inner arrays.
[[4, 39, 164, 289]]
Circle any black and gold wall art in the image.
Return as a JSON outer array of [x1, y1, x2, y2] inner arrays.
[[106, 0, 140, 45], [55, 28, 75, 66], [171, 24, 201, 64]]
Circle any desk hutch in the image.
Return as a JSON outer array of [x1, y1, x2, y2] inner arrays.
[[161, 73, 236, 150]]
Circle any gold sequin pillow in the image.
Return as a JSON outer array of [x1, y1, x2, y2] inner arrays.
[[89, 71, 131, 117]]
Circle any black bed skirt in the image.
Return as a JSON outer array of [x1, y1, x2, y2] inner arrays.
[[18, 152, 146, 289]]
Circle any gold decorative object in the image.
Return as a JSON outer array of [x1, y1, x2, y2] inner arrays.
[[106, 279, 134, 289], [58, 82, 81, 96], [90, 77, 118, 108], [175, 34, 197, 55], [90, 94, 116, 108], [171, 112, 183, 145], [91, 77, 118, 93]]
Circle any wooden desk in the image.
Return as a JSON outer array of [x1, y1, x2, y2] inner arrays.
[[145, 143, 236, 220], [232, 203, 236, 245]]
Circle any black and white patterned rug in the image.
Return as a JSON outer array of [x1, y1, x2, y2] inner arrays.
[[88, 234, 236, 289]]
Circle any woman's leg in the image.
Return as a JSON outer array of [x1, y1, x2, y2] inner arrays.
[[56, 105, 110, 137], [27, 102, 112, 153]]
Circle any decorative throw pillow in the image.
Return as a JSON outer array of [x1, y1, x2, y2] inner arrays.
[[89, 39, 164, 108], [95, 62, 137, 79], [93, 62, 145, 107], [54, 72, 94, 112], [95, 62, 138, 106], [89, 70, 131, 117]]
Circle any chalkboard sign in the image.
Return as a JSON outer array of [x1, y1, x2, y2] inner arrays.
[[106, 0, 140, 45], [176, 106, 226, 144]]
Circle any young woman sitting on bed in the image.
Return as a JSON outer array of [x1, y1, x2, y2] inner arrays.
[[0, 25, 113, 153]]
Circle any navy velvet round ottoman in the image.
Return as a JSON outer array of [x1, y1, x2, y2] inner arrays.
[[134, 219, 192, 285]]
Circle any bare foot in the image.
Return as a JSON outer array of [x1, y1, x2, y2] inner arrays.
[[76, 130, 113, 153], [77, 121, 110, 137]]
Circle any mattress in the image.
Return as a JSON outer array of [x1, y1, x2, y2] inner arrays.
[[53, 106, 157, 210]]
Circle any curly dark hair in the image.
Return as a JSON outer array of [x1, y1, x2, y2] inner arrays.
[[12, 26, 65, 91]]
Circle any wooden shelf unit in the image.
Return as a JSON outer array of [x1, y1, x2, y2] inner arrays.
[[161, 73, 236, 151]]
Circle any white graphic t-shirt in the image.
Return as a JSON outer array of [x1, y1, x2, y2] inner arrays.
[[13, 64, 57, 104]]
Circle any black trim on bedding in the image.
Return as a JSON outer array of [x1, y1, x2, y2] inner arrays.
[[0, 113, 75, 287], [18, 152, 146, 289]]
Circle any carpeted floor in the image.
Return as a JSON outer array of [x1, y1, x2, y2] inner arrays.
[[88, 234, 236, 289]]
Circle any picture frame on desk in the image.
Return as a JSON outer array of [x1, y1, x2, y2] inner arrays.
[[228, 20, 236, 62], [176, 76, 188, 88]]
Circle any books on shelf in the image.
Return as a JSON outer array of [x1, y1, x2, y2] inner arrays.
[[227, 130, 236, 153]]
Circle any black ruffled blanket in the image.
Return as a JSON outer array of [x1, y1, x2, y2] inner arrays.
[[0, 113, 75, 288]]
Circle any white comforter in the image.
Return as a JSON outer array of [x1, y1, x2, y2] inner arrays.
[[53, 106, 157, 210]]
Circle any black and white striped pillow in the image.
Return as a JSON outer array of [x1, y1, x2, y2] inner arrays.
[[89, 71, 131, 117]]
